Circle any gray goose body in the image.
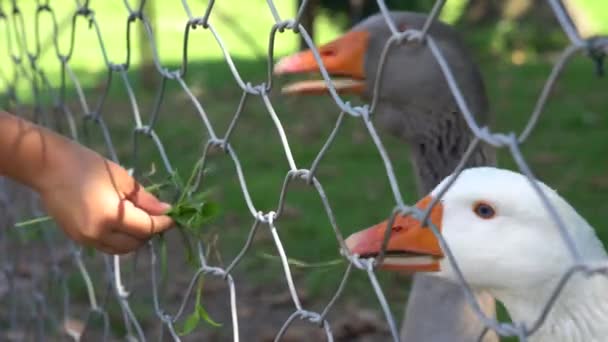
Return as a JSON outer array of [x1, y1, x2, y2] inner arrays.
[[360, 13, 497, 341], [276, 11, 498, 341]]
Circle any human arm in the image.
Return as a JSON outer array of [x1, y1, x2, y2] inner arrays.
[[0, 111, 173, 254]]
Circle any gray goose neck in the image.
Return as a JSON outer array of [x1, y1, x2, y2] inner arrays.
[[381, 103, 495, 194], [409, 113, 494, 194]]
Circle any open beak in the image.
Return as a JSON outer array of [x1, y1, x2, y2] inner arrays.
[[273, 30, 369, 95], [345, 196, 444, 272]]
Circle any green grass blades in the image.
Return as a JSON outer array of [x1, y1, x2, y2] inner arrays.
[[259, 252, 344, 269], [178, 276, 222, 336], [154, 159, 220, 275], [166, 193, 219, 238], [156, 162, 221, 336], [167, 158, 219, 236], [160, 159, 220, 270]]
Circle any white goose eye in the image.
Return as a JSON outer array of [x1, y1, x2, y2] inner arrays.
[[473, 201, 496, 219]]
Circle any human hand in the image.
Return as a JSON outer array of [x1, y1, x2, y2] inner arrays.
[[38, 141, 174, 254]]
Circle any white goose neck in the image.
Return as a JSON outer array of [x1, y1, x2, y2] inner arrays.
[[492, 274, 608, 342]]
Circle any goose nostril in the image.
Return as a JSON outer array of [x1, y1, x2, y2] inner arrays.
[[392, 225, 404, 232], [320, 49, 336, 57]]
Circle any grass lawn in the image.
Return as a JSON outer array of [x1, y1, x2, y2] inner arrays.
[[1, 0, 607, 340]]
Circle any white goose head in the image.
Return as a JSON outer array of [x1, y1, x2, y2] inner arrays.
[[346, 167, 608, 341]]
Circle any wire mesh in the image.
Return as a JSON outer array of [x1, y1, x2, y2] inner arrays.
[[0, 0, 607, 341]]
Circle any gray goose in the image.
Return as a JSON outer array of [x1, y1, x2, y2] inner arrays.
[[275, 12, 498, 342]]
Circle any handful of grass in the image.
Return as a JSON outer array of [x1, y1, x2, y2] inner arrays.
[[16, 159, 221, 333], [150, 160, 222, 333], [161, 160, 219, 239], [15, 159, 218, 240]]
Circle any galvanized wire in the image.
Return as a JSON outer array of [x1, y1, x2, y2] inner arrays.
[[0, 0, 606, 341]]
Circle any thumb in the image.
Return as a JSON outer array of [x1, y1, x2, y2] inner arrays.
[[127, 186, 172, 216]]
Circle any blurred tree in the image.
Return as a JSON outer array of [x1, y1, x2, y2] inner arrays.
[[319, 0, 434, 26], [297, 0, 435, 50], [462, 0, 565, 25], [461, 0, 501, 25], [297, 0, 319, 51], [140, 0, 158, 91], [296, 0, 571, 57], [457, 0, 566, 57]]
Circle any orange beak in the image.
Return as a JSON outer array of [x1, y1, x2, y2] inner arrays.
[[345, 196, 444, 272], [273, 30, 369, 95]]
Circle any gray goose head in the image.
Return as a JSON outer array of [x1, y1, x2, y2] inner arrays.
[[274, 11, 495, 193]]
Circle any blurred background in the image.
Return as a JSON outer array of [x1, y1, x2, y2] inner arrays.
[[1, 0, 607, 341]]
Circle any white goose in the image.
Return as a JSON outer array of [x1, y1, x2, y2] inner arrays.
[[346, 167, 608, 342]]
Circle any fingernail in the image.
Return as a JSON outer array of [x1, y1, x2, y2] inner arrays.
[[159, 202, 172, 212]]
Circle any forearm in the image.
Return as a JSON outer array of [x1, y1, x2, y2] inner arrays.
[[0, 111, 73, 192]]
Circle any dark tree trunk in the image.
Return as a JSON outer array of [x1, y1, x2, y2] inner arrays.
[[298, 0, 318, 51], [140, 0, 157, 91], [461, 0, 502, 26], [461, 0, 561, 26], [515, 0, 561, 23], [348, 0, 367, 27], [458, 0, 564, 53]]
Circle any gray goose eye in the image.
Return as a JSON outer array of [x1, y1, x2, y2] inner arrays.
[[473, 201, 496, 219]]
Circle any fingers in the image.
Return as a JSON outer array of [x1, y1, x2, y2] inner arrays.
[[114, 165, 171, 216], [107, 163, 174, 238], [98, 232, 146, 255], [127, 184, 172, 216], [115, 199, 174, 240]]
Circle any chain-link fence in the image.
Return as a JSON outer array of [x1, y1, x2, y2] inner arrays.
[[1, 0, 607, 341]]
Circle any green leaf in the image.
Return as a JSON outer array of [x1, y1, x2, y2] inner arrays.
[[159, 234, 168, 283], [191, 190, 210, 204], [177, 227, 199, 269], [197, 304, 222, 327], [19, 227, 44, 243], [259, 253, 344, 269], [14, 215, 52, 228], [177, 275, 221, 336], [170, 169, 185, 189], [178, 311, 200, 336], [194, 276, 221, 328], [201, 201, 220, 218], [84, 245, 96, 258]]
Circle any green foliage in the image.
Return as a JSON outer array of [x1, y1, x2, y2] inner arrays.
[[11, 223, 45, 243], [149, 162, 221, 336], [178, 276, 221, 336], [166, 159, 219, 266], [166, 159, 218, 235], [167, 193, 219, 237], [487, 19, 567, 56], [158, 233, 168, 284], [14, 216, 53, 229], [259, 252, 344, 269], [315, 0, 436, 26], [151, 159, 220, 280]]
